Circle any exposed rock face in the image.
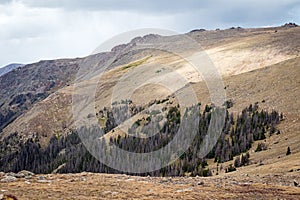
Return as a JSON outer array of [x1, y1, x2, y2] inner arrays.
[[282, 22, 298, 28], [189, 29, 206, 33]]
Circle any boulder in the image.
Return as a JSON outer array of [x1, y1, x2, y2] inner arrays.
[[294, 180, 299, 187], [197, 181, 204, 186], [38, 176, 45, 180], [6, 173, 18, 178], [18, 170, 34, 177], [1, 176, 17, 183]]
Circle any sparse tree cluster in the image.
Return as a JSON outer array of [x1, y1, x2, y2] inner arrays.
[[208, 103, 281, 163], [0, 102, 282, 177], [234, 152, 250, 168]]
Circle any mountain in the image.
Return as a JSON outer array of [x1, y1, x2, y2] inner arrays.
[[0, 59, 80, 132], [0, 63, 24, 77], [0, 24, 299, 199], [1, 25, 299, 142]]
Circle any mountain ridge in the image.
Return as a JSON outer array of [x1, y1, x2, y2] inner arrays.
[[0, 63, 24, 77], [0, 25, 299, 141]]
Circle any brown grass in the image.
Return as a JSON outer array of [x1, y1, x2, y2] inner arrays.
[[1, 173, 299, 200]]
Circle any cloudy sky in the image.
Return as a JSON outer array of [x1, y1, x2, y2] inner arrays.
[[0, 0, 299, 67]]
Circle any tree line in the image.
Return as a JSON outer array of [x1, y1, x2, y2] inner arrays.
[[0, 102, 282, 177]]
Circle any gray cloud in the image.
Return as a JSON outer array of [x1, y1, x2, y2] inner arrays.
[[16, 0, 213, 13], [0, 0, 299, 67], [205, 1, 300, 27], [2, 0, 300, 26], [9, 0, 298, 16], [12, 0, 300, 29]]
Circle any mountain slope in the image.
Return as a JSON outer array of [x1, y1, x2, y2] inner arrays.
[[0, 25, 299, 179], [0, 63, 23, 77], [0, 59, 80, 132], [0, 24, 299, 200], [1, 25, 299, 144]]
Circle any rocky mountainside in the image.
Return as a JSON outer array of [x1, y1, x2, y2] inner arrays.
[[0, 64, 23, 77], [0, 59, 80, 132]]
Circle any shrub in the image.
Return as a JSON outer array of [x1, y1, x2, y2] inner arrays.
[[225, 164, 236, 173], [255, 142, 268, 152]]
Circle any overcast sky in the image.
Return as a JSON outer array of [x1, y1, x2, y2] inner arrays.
[[0, 0, 299, 67]]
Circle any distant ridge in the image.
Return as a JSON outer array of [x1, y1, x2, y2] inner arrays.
[[0, 63, 24, 77]]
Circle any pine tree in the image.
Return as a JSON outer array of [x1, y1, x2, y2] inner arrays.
[[286, 146, 291, 156], [234, 156, 240, 167]]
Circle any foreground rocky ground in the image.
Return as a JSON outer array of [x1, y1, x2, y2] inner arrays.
[[1, 170, 299, 199]]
